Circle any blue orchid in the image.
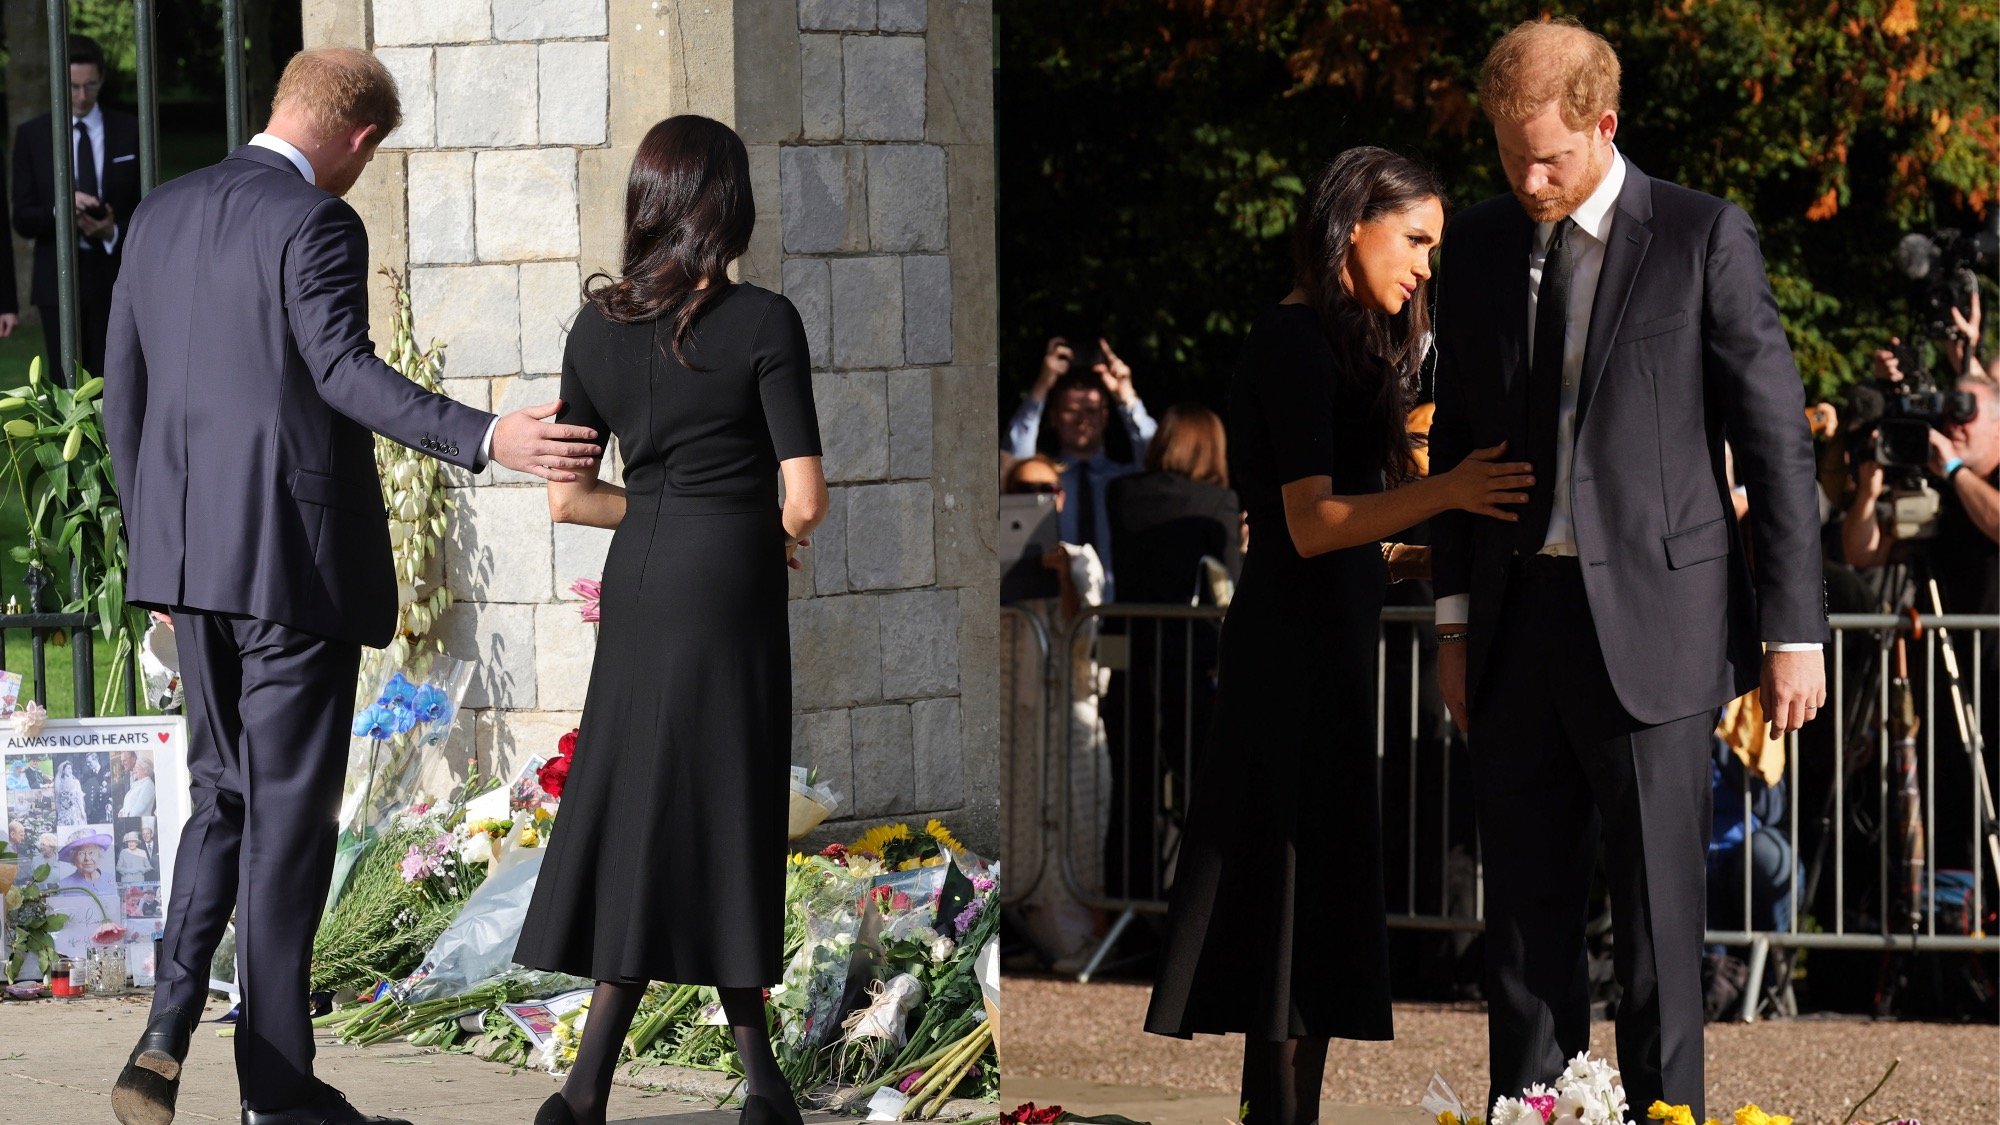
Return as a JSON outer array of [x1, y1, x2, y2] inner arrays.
[[377, 672, 418, 709], [411, 683, 452, 723], [385, 703, 418, 736], [353, 706, 395, 741]]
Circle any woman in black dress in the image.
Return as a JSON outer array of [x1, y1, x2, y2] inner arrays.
[[512, 116, 828, 1125], [1141, 148, 1532, 1125]]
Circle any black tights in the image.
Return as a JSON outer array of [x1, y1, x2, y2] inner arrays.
[[560, 981, 800, 1125], [1239, 1036, 1329, 1125]]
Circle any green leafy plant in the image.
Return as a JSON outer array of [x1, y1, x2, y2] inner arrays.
[[369, 268, 457, 676], [0, 358, 142, 715]]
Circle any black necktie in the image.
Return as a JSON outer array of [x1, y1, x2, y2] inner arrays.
[[1075, 458, 1097, 550], [74, 121, 99, 249], [1517, 216, 1576, 553]]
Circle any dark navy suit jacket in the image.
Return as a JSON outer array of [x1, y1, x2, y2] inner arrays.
[[1429, 165, 1827, 726], [103, 144, 494, 648]]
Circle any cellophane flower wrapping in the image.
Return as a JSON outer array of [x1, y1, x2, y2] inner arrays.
[[338, 651, 474, 839]]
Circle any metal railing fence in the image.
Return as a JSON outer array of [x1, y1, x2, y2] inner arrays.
[[1014, 602, 1998, 1020]]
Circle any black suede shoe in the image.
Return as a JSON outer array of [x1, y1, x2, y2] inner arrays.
[[112, 1008, 195, 1125], [240, 1084, 412, 1125], [534, 1093, 579, 1125], [741, 1093, 804, 1125]]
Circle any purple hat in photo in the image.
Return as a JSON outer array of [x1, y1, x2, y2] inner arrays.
[[58, 828, 114, 863]]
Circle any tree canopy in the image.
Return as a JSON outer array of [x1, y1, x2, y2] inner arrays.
[[997, 0, 1999, 416]]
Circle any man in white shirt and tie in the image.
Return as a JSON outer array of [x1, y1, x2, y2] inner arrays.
[[1428, 20, 1827, 1117], [9, 33, 141, 384]]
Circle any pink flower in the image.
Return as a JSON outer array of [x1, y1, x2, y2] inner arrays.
[[569, 578, 603, 623], [92, 921, 127, 946], [1524, 1094, 1556, 1122]]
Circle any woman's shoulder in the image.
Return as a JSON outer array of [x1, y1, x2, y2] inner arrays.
[[1249, 301, 1333, 356]]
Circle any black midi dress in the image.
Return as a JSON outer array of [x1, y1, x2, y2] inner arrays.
[[513, 284, 821, 987], [1143, 302, 1394, 1042]]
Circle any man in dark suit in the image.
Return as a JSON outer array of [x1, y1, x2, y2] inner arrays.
[[1428, 21, 1827, 1116], [1, 155, 17, 340], [11, 34, 142, 384], [102, 48, 601, 1125]]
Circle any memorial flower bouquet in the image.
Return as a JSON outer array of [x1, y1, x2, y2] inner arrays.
[[1421, 1054, 1921, 1125], [1, 845, 89, 983], [339, 654, 474, 840]]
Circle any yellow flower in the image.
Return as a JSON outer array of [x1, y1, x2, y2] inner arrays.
[[519, 827, 540, 848], [1435, 1113, 1461, 1125], [1734, 1107, 1791, 1125], [1648, 1103, 1696, 1125], [923, 818, 966, 854], [851, 822, 913, 858]]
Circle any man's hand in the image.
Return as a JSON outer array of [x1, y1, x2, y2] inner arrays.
[[1853, 459, 1885, 505], [489, 400, 602, 482], [1094, 337, 1136, 405], [1872, 338, 1906, 384], [74, 194, 116, 239], [1760, 648, 1827, 738], [1437, 638, 1469, 735], [0, 313, 15, 338], [1945, 290, 1983, 377], [1927, 427, 1969, 479], [1033, 336, 1073, 398]]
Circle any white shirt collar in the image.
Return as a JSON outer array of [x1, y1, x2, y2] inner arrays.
[[248, 132, 317, 186], [71, 104, 103, 133], [1553, 147, 1626, 245]]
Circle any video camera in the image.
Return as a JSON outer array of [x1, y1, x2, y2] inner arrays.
[[1895, 216, 1999, 341], [1845, 356, 1980, 540]]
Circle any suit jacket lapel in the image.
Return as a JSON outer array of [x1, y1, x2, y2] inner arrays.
[[1575, 167, 1655, 429]]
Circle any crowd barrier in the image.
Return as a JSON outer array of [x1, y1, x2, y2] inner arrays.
[[1003, 601, 1999, 1021]]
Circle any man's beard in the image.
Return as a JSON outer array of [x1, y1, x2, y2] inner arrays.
[[1515, 144, 1607, 223]]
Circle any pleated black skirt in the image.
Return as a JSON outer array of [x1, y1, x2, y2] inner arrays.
[[1143, 541, 1394, 1041], [513, 502, 791, 987]]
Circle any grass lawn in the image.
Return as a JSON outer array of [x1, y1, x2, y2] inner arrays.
[[0, 322, 141, 716]]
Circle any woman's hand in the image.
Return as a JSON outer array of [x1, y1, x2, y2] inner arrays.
[[786, 536, 812, 570], [1437, 442, 1533, 520], [1384, 543, 1430, 583]]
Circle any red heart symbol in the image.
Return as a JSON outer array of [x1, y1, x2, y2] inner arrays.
[[156, 732, 169, 742]]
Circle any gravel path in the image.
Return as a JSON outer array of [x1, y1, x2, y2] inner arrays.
[[1002, 975, 2000, 1124]]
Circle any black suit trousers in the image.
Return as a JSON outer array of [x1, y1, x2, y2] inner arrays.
[[36, 246, 114, 385], [149, 611, 360, 1111], [1471, 557, 1711, 1117]]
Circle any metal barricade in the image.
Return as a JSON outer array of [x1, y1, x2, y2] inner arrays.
[[1000, 605, 1053, 907], [1044, 602, 2000, 1013]]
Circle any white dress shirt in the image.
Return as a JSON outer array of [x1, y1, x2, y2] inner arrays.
[[73, 104, 119, 254], [1436, 150, 1817, 651], [249, 133, 499, 468]]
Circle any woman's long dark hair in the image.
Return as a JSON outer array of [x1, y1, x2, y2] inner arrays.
[[1292, 146, 1446, 483], [586, 115, 754, 365]]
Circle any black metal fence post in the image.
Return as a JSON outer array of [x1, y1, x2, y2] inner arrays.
[[135, 0, 162, 194], [223, 0, 248, 150], [43, 0, 78, 387]]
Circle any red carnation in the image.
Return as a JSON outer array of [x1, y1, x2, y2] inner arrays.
[[535, 753, 572, 799], [558, 728, 579, 756], [1002, 1104, 1065, 1125], [819, 843, 849, 866]]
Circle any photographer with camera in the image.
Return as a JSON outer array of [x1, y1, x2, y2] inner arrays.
[[1844, 364, 1999, 615]]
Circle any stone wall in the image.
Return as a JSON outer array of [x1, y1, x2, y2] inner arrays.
[[302, 0, 999, 853]]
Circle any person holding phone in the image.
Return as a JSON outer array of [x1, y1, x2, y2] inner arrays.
[[11, 34, 141, 383]]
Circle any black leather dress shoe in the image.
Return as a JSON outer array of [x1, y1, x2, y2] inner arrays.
[[112, 1008, 194, 1125], [240, 1084, 412, 1125]]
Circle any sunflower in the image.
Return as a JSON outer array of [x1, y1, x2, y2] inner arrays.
[[851, 822, 914, 859], [923, 819, 966, 855]]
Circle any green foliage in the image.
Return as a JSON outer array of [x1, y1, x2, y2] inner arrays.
[[0, 358, 143, 714], [999, 0, 1998, 415]]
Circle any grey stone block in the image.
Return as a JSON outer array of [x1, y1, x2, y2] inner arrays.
[[829, 256, 904, 369], [407, 151, 474, 264], [879, 588, 959, 698], [433, 601, 537, 709], [866, 145, 946, 252], [374, 0, 488, 46], [851, 703, 915, 816], [928, 366, 1000, 588], [782, 257, 832, 368], [793, 710, 852, 802], [878, 0, 926, 32], [813, 371, 889, 482], [925, 0, 994, 145], [843, 35, 926, 141], [800, 0, 875, 31], [901, 254, 952, 365], [376, 48, 435, 150], [789, 594, 883, 709], [412, 265, 520, 378], [539, 41, 609, 146], [886, 369, 933, 479], [445, 485, 555, 603], [812, 486, 851, 595], [436, 44, 539, 149], [846, 481, 934, 590], [495, 0, 607, 40], [911, 696, 962, 808], [553, 522, 612, 594], [780, 145, 866, 254], [519, 262, 581, 375], [475, 149, 580, 262], [533, 601, 598, 712], [800, 34, 844, 141]]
